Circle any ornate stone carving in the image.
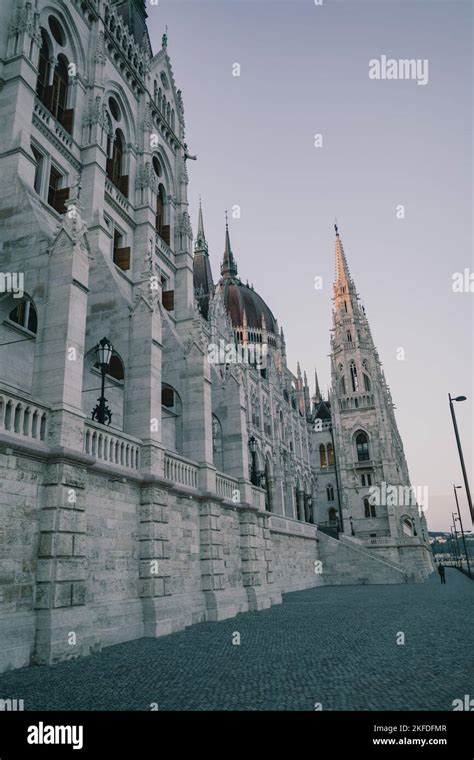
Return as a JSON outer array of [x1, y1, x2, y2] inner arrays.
[[94, 30, 106, 64], [9, 0, 41, 45], [135, 163, 158, 194]]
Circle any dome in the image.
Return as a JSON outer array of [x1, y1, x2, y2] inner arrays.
[[218, 218, 278, 341], [221, 279, 278, 336]]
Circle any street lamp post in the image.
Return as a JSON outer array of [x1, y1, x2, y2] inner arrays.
[[92, 337, 113, 426], [452, 516, 462, 568], [454, 484, 472, 577], [448, 394, 473, 524], [248, 435, 257, 486]]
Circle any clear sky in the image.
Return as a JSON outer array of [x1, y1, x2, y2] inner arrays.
[[146, 0, 473, 532]]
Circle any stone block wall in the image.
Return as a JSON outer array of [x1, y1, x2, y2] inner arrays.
[[0, 450, 41, 671], [0, 449, 432, 673]]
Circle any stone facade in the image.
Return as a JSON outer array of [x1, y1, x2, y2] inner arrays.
[[0, 0, 432, 673]]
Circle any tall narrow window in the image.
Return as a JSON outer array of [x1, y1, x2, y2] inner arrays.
[[364, 373, 371, 391], [112, 129, 124, 186], [31, 146, 44, 194], [327, 442, 334, 466], [156, 184, 170, 244], [319, 443, 327, 468], [156, 184, 165, 235], [364, 497, 376, 518], [36, 30, 51, 105], [356, 432, 370, 462], [347, 331, 352, 342], [47, 166, 62, 208], [350, 361, 359, 392], [326, 484, 334, 502], [51, 54, 69, 126]]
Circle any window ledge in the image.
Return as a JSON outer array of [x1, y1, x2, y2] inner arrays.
[[2, 319, 37, 339]]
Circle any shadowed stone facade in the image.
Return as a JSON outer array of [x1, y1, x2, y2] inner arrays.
[[0, 0, 432, 673]]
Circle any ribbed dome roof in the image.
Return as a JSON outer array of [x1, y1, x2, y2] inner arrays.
[[221, 279, 278, 335]]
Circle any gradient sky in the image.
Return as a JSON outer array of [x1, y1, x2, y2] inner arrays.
[[145, 0, 472, 531]]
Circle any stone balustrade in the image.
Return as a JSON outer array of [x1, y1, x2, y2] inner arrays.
[[84, 420, 140, 470], [216, 472, 239, 501], [164, 451, 198, 489], [0, 388, 49, 442]]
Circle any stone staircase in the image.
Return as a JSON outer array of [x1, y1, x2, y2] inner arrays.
[[317, 530, 419, 585]]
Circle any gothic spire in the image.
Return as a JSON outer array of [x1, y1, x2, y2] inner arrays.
[[194, 196, 208, 253], [334, 223, 355, 294], [220, 212, 238, 279], [314, 368, 322, 403]]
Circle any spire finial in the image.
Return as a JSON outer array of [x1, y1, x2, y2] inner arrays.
[[195, 196, 207, 253], [334, 217, 338, 236], [221, 213, 237, 278]]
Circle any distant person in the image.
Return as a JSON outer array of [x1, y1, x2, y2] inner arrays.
[[437, 563, 446, 584]]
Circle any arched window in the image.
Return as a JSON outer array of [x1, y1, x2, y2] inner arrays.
[[340, 376, 346, 395], [105, 113, 113, 158], [363, 374, 371, 391], [94, 354, 124, 381], [153, 80, 158, 102], [161, 383, 183, 454], [356, 432, 370, 461], [350, 361, 359, 392], [9, 299, 38, 334], [112, 129, 124, 185], [106, 129, 128, 197], [402, 517, 414, 537], [319, 443, 327, 468], [212, 414, 223, 471], [36, 29, 51, 105], [327, 442, 334, 466], [346, 331, 352, 343], [328, 507, 338, 526], [51, 54, 69, 126], [158, 88, 162, 111], [364, 497, 376, 518], [326, 484, 334, 502], [156, 183, 168, 242]]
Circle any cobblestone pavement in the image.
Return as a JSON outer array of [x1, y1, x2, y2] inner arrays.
[[1, 569, 472, 711]]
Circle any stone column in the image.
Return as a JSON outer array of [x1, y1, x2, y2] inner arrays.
[[182, 342, 216, 493], [199, 501, 226, 619], [297, 490, 305, 522], [31, 202, 90, 450], [138, 485, 172, 636], [124, 298, 164, 476], [33, 460, 98, 665]]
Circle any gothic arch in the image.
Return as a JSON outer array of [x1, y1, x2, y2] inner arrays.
[[39, 3, 87, 76], [103, 81, 137, 145], [151, 145, 176, 197], [400, 515, 415, 537]]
